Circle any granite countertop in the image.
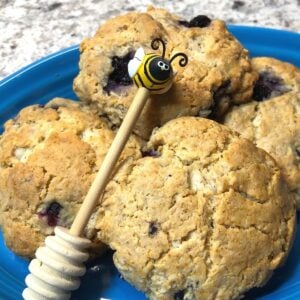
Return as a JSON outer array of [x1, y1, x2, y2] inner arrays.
[[0, 0, 299, 80]]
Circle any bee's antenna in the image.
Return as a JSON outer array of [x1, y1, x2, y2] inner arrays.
[[169, 52, 188, 67], [151, 38, 166, 58]]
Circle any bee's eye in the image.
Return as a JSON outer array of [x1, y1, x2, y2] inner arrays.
[[157, 61, 170, 71], [158, 61, 164, 68]]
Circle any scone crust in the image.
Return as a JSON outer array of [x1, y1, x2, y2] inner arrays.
[[96, 117, 296, 300], [224, 92, 300, 207], [73, 7, 257, 138], [0, 98, 142, 258], [224, 56, 300, 206]]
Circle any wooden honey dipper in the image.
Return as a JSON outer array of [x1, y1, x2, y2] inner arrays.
[[23, 38, 188, 300]]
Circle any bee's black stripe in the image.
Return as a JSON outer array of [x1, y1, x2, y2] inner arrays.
[[134, 75, 143, 88], [136, 73, 146, 88], [143, 55, 167, 85], [147, 85, 165, 91], [144, 54, 157, 66], [133, 77, 140, 87], [148, 87, 165, 91], [135, 74, 164, 91], [144, 55, 159, 84], [137, 71, 165, 91]]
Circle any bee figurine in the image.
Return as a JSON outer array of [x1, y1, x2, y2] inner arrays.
[[128, 38, 188, 94]]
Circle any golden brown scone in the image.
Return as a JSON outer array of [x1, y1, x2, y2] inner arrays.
[[223, 56, 300, 207], [223, 92, 300, 208], [0, 98, 142, 258], [147, 6, 257, 112], [96, 117, 296, 300], [73, 7, 257, 139]]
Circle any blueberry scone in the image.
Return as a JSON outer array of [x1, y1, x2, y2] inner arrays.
[[0, 98, 142, 258], [73, 7, 257, 139], [224, 57, 300, 207], [96, 117, 296, 300], [251, 57, 300, 101]]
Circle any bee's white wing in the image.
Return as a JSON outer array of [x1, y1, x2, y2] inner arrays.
[[128, 47, 145, 78], [134, 47, 145, 60], [128, 59, 141, 78]]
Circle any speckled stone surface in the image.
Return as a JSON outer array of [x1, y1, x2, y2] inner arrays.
[[0, 0, 299, 80]]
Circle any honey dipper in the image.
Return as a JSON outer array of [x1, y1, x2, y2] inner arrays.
[[23, 38, 188, 300]]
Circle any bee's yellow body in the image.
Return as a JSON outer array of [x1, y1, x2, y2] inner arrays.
[[128, 39, 187, 94], [132, 54, 172, 93], [132, 49, 173, 93]]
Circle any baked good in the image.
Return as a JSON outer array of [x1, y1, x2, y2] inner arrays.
[[223, 57, 300, 207], [96, 117, 296, 300], [73, 7, 257, 139], [251, 57, 300, 101], [0, 98, 142, 258]]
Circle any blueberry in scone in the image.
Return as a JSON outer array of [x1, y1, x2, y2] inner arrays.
[[178, 15, 212, 28], [73, 7, 257, 139], [37, 201, 62, 227], [251, 57, 300, 101]]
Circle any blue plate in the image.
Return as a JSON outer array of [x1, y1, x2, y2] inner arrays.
[[0, 25, 299, 300]]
